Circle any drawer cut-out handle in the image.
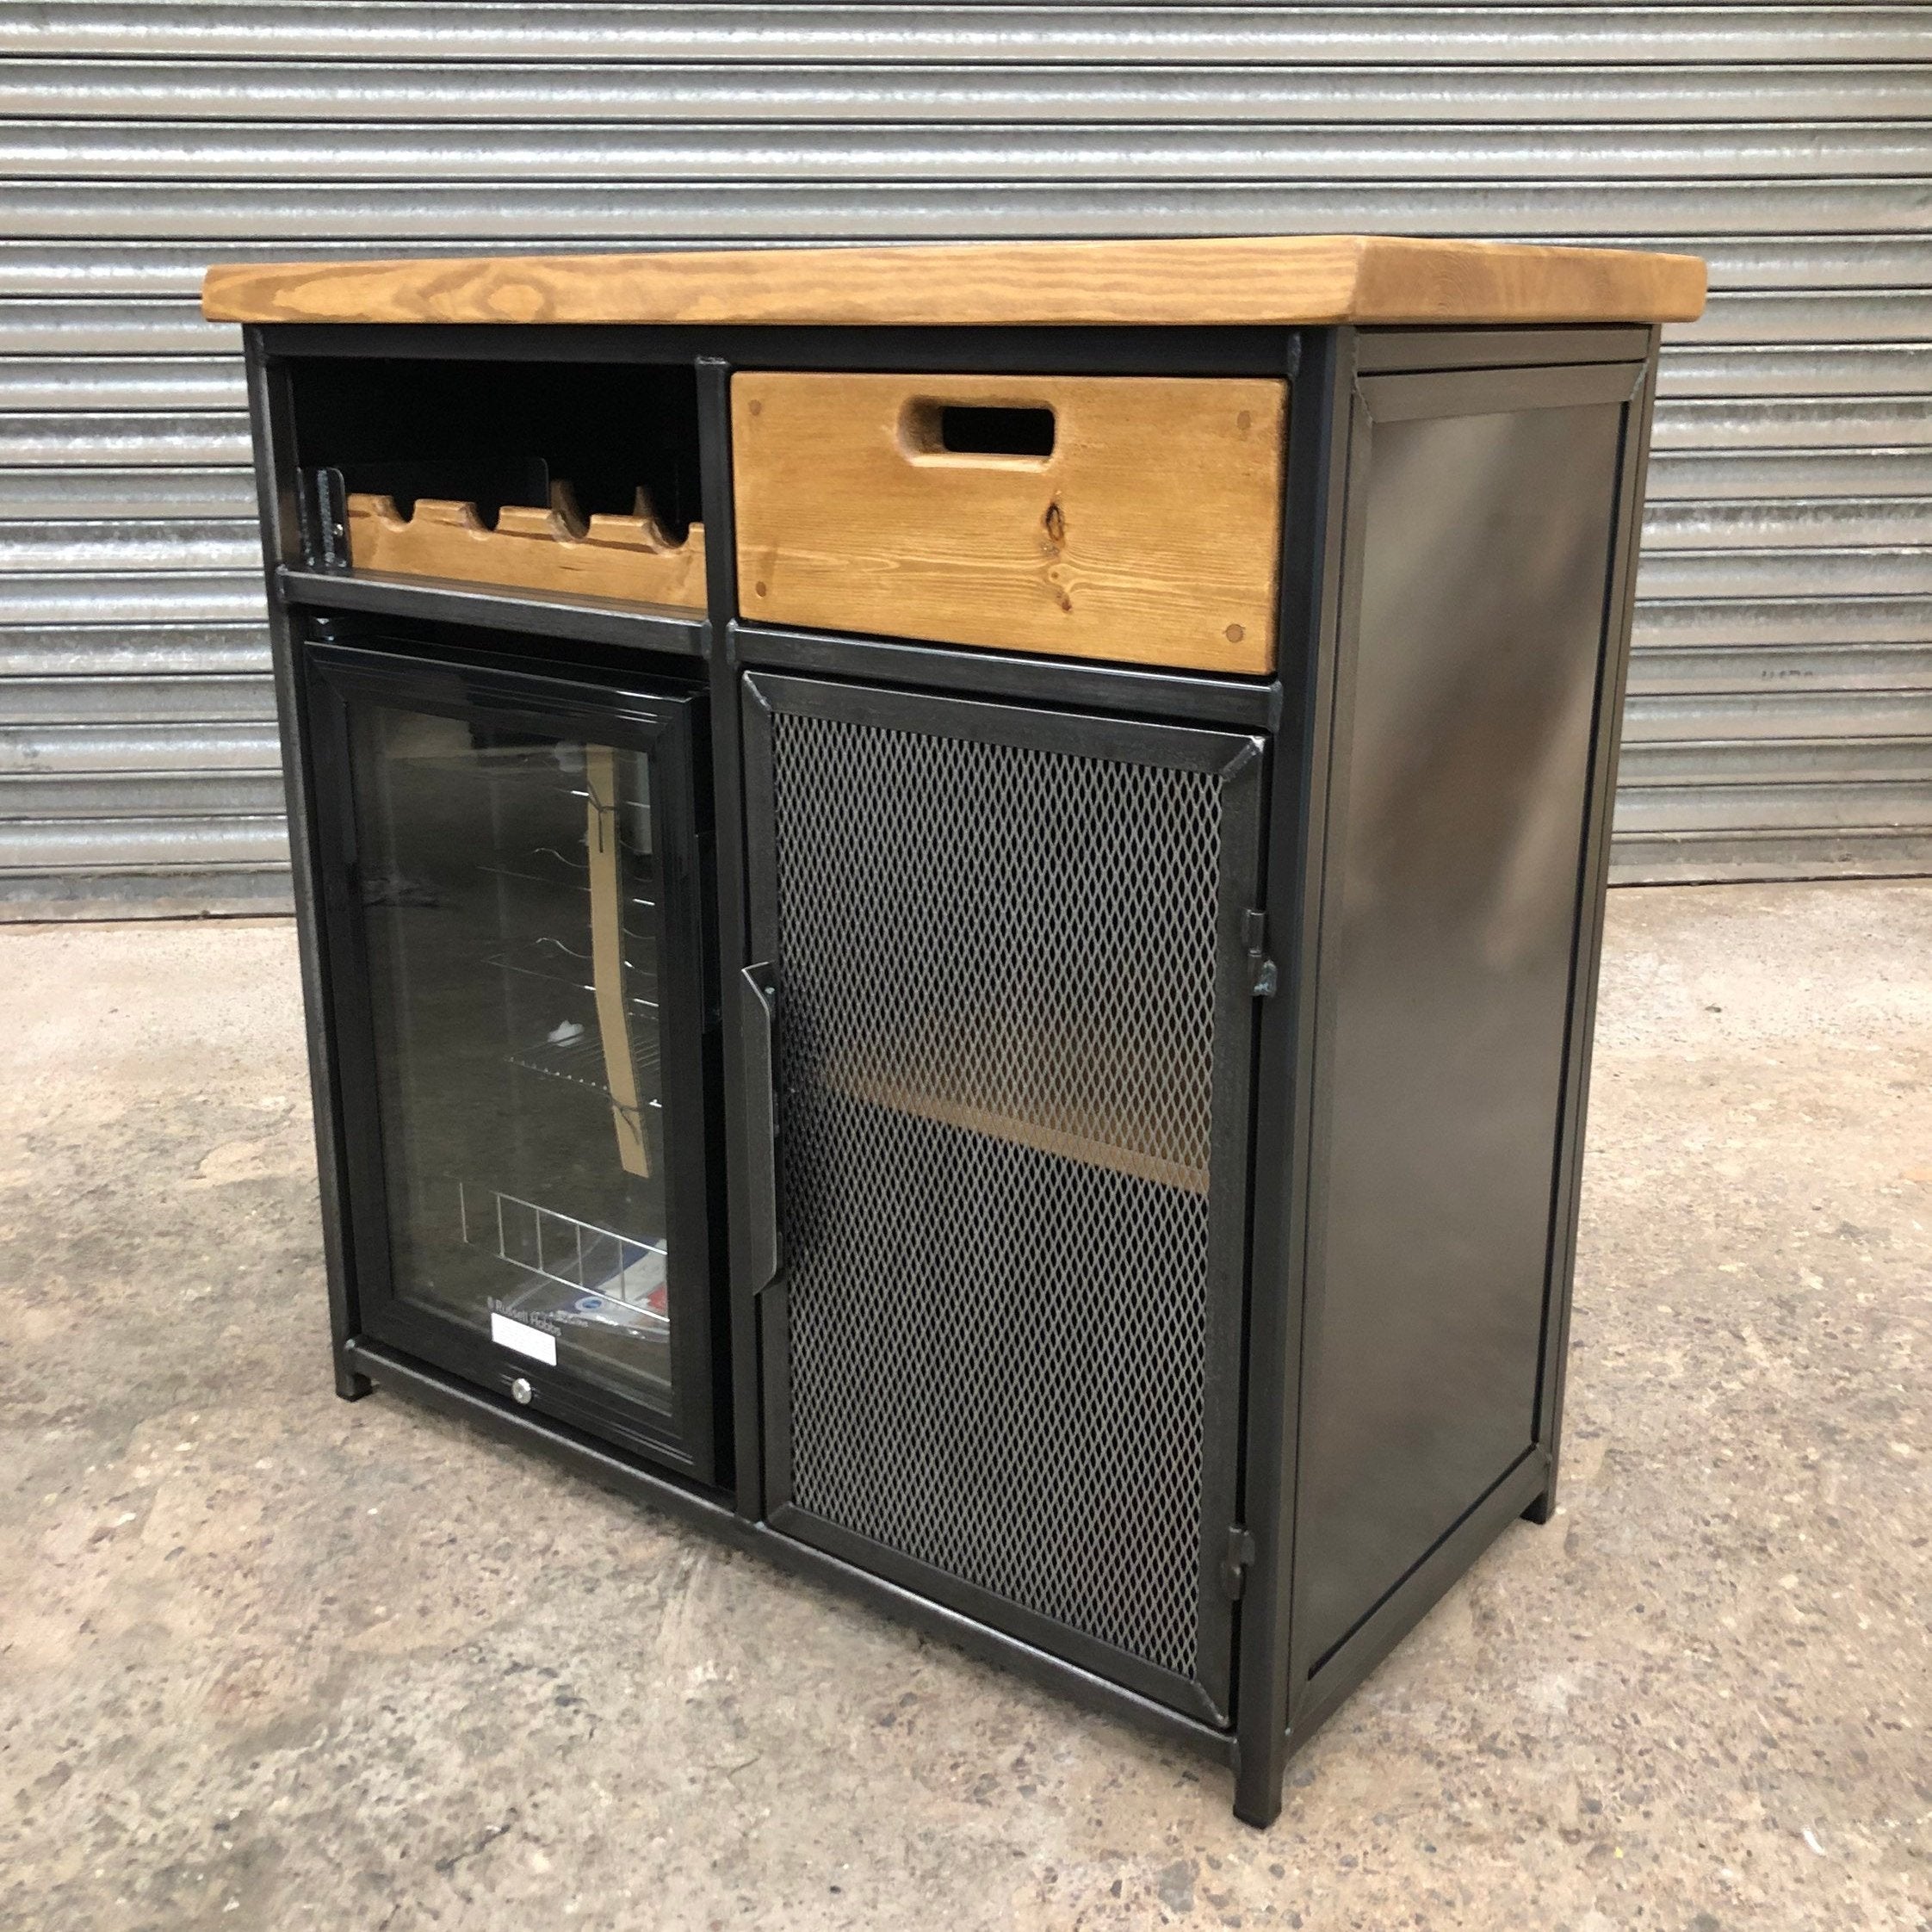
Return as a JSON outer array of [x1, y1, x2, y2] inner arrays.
[[901, 399, 1056, 465]]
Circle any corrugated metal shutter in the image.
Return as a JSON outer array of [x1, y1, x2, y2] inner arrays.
[[2, 3, 1926, 916]]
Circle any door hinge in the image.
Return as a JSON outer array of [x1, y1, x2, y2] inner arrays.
[[1220, 1524, 1257, 1600], [1242, 909, 1278, 999]]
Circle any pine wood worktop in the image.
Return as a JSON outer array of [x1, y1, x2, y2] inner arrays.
[[201, 234, 1706, 329]]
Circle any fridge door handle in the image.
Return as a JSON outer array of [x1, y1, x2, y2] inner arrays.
[[739, 962, 781, 1290]]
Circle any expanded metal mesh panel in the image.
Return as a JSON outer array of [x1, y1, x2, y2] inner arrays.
[[769, 708, 1223, 1681]]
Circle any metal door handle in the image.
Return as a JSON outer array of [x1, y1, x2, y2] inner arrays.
[[739, 962, 781, 1290]]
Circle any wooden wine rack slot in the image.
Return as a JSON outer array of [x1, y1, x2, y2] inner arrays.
[[344, 485, 706, 610]]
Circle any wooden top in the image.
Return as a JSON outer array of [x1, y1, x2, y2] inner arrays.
[[201, 235, 1706, 329]]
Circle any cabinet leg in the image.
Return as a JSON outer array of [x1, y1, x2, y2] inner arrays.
[[1231, 1736, 1287, 1830], [335, 1355, 372, 1402], [1521, 1442, 1560, 1523]]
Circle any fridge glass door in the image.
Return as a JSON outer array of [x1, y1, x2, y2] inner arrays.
[[311, 647, 715, 1473]]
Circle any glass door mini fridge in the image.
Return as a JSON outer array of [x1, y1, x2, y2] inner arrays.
[[301, 641, 723, 1480]]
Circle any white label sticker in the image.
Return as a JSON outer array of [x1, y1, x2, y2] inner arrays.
[[491, 1311, 558, 1366]]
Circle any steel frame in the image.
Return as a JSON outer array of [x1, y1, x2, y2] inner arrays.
[[242, 313, 1660, 1828]]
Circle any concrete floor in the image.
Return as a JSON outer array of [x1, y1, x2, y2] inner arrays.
[[1, 883, 1927, 1932]]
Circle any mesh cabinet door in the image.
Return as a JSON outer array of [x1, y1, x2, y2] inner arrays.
[[740, 672, 1266, 1722]]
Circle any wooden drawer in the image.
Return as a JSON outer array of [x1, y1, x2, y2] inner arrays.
[[731, 372, 1285, 674]]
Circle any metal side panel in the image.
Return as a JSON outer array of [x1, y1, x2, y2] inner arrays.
[[1290, 361, 1635, 1681]]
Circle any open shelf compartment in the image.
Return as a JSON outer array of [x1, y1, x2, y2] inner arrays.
[[289, 356, 706, 612]]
